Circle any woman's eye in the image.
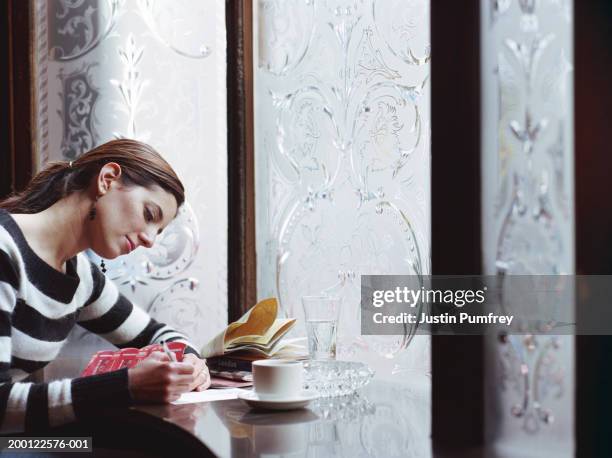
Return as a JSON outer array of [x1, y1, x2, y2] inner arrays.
[[144, 208, 153, 222]]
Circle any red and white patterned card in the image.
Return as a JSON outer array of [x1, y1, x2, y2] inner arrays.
[[81, 342, 187, 376]]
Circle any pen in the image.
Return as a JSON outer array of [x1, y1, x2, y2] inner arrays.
[[161, 340, 177, 362]]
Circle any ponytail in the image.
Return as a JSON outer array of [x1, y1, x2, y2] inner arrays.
[[0, 161, 77, 213], [0, 139, 185, 214]]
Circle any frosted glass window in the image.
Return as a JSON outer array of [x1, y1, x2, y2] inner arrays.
[[481, 0, 574, 453], [254, 0, 431, 364], [32, 0, 228, 354]]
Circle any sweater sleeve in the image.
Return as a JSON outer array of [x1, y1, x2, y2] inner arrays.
[[0, 250, 132, 433], [0, 368, 131, 433], [77, 261, 201, 357]]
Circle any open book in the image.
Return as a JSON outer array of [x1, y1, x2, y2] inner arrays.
[[200, 297, 301, 359]]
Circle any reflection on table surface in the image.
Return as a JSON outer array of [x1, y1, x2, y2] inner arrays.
[[135, 375, 431, 457], [46, 340, 432, 457]]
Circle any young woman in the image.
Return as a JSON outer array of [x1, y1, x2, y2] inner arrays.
[[0, 139, 210, 433]]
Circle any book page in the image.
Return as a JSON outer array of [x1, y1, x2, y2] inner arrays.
[[200, 297, 282, 358], [224, 298, 278, 342], [227, 318, 296, 347]]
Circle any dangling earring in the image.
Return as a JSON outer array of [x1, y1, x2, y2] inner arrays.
[[89, 196, 99, 221], [100, 258, 107, 274]]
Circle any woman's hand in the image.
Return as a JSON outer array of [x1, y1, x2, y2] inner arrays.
[[127, 351, 195, 403], [183, 353, 212, 392]]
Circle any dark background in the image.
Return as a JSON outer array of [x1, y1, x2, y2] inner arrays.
[[1, 0, 34, 199], [575, 1, 612, 456]]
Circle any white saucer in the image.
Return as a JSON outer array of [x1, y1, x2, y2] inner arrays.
[[238, 390, 318, 411]]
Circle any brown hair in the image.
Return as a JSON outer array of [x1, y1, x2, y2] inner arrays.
[[0, 139, 185, 214]]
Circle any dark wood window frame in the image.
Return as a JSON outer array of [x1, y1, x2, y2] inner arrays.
[[226, 0, 257, 322], [575, 1, 612, 456], [1, 0, 35, 199], [431, 0, 484, 450]]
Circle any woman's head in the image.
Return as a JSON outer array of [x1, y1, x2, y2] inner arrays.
[[0, 139, 184, 213], [0, 139, 185, 258]]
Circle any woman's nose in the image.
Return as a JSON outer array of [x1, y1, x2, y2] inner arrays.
[[138, 231, 155, 248]]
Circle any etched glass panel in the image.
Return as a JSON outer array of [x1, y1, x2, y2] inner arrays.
[[254, 0, 431, 375], [481, 0, 574, 453], [32, 0, 228, 354]]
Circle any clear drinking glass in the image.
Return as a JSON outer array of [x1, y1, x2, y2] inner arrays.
[[301, 296, 342, 360]]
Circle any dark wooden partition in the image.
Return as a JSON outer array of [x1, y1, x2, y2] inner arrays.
[[575, 1, 612, 456], [226, 0, 257, 322], [0, 0, 35, 198], [0, 1, 11, 198], [431, 0, 484, 451]]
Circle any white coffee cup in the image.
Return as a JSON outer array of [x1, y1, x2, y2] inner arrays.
[[252, 359, 304, 399]]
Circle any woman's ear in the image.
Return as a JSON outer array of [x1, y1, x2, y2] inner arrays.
[[97, 162, 122, 196]]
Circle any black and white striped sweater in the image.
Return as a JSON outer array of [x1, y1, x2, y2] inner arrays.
[[0, 209, 199, 433]]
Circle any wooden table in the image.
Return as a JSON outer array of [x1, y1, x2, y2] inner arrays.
[[41, 357, 432, 457]]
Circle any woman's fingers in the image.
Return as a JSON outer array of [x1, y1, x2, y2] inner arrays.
[[196, 375, 212, 391], [158, 362, 196, 394], [172, 362, 196, 375], [190, 368, 210, 391], [180, 354, 211, 391], [183, 354, 205, 373], [171, 373, 195, 386], [194, 365, 211, 391]]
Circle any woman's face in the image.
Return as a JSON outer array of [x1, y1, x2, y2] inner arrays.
[[89, 179, 178, 259]]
